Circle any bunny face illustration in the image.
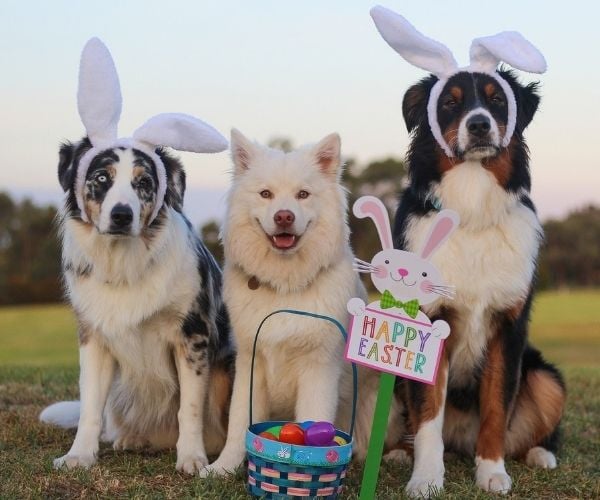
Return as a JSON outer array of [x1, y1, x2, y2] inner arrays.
[[352, 196, 458, 307], [369, 248, 444, 305]]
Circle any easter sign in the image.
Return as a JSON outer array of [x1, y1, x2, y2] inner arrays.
[[346, 195, 459, 500], [346, 306, 446, 384]]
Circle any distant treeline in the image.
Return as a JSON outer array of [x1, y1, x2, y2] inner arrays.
[[0, 159, 598, 304]]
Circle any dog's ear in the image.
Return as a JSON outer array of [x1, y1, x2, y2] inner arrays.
[[58, 142, 75, 192], [312, 133, 341, 178], [230, 128, 257, 175], [402, 75, 437, 133], [499, 69, 541, 132], [158, 148, 186, 211], [516, 81, 540, 132]]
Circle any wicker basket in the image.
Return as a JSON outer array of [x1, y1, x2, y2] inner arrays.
[[245, 309, 357, 499]]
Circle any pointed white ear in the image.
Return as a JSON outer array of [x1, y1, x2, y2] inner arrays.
[[230, 128, 257, 174], [133, 113, 228, 153], [469, 31, 547, 74], [77, 38, 122, 146], [312, 133, 341, 177], [353, 196, 394, 251], [420, 209, 459, 260], [370, 5, 458, 78]]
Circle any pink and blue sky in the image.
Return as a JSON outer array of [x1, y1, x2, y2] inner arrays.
[[1, 1, 598, 226]]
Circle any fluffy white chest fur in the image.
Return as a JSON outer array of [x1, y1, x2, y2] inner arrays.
[[406, 161, 542, 383], [62, 209, 199, 377]]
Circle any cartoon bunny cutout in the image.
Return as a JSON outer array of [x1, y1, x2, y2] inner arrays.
[[74, 38, 228, 224], [347, 196, 459, 341]]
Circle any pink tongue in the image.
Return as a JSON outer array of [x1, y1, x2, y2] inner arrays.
[[273, 234, 296, 249]]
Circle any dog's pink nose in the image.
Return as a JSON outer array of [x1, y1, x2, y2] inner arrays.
[[398, 268, 409, 277], [274, 210, 295, 227]]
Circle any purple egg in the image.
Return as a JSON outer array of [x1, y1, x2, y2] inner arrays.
[[304, 421, 336, 446]]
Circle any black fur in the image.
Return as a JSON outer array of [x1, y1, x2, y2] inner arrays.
[[393, 69, 564, 460]]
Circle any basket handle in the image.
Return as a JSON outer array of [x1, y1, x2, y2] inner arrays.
[[249, 309, 358, 438]]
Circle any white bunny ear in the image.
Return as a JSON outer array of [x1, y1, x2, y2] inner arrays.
[[469, 31, 547, 74], [370, 5, 459, 78], [77, 38, 122, 146], [420, 209, 459, 260], [133, 113, 228, 153], [353, 196, 394, 250]]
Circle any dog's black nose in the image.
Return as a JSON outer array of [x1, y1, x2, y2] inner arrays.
[[466, 114, 491, 137], [110, 204, 133, 227], [274, 210, 295, 227]]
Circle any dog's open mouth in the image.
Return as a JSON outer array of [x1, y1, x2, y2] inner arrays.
[[271, 233, 299, 250]]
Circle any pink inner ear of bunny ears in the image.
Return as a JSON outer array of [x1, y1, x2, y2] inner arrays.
[[354, 197, 393, 250], [420, 216, 454, 260]]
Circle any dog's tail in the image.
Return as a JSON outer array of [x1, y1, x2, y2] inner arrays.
[[39, 401, 80, 429]]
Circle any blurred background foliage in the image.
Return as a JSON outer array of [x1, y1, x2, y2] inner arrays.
[[0, 143, 598, 305]]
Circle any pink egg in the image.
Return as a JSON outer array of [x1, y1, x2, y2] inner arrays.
[[304, 421, 336, 447]]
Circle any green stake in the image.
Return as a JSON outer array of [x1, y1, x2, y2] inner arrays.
[[359, 372, 396, 500]]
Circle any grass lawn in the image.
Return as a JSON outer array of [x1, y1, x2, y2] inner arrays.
[[1, 290, 599, 498]]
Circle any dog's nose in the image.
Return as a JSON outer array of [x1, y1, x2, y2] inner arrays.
[[274, 210, 295, 227], [110, 204, 133, 227], [398, 268, 409, 278], [466, 114, 491, 137]]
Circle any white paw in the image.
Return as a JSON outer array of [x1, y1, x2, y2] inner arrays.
[[113, 434, 146, 450], [176, 451, 209, 475], [475, 458, 512, 494], [53, 453, 96, 469], [383, 448, 412, 464], [406, 473, 444, 498], [199, 458, 241, 478], [432, 320, 451, 339], [347, 297, 366, 316], [526, 446, 557, 469]]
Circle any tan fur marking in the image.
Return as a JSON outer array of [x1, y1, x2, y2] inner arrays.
[[450, 86, 463, 101], [476, 333, 506, 460], [408, 353, 449, 431], [484, 83, 497, 98], [482, 137, 513, 187], [210, 364, 233, 432], [133, 166, 146, 178], [506, 370, 565, 457]]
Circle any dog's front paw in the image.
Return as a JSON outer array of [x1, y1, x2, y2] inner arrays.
[[53, 453, 96, 469], [406, 473, 443, 498], [475, 458, 512, 494], [525, 446, 557, 469], [199, 458, 241, 478], [347, 298, 366, 316], [383, 448, 412, 464], [176, 450, 209, 475]]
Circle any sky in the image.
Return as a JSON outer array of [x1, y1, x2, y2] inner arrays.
[[1, 1, 598, 227]]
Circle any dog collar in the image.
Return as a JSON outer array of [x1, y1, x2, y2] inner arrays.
[[370, 5, 546, 158]]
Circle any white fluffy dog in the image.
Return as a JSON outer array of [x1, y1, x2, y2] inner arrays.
[[202, 130, 402, 475]]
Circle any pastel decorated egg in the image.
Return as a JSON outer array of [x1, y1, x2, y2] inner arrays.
[[279, 423, 305, 445], [304, 421, 336, 447], [265, 425, 283, 438], [259, 431, 278, 441], [333, 435, 347, 446], [299, 420, 315, 430]]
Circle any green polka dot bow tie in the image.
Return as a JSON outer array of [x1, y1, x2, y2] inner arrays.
[[379, 290, 420, 318]]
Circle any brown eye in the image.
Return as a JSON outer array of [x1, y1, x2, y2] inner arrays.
[[490, 94, 504, 104], [137, 177, 151, 190], [297, 190, 310, 199], [443, 98, 457, 108], [260, 189, 272, 199]]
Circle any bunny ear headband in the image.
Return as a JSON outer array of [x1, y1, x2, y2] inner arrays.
[[370, 5, 547, 157], [75, 38, 228, 223]]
